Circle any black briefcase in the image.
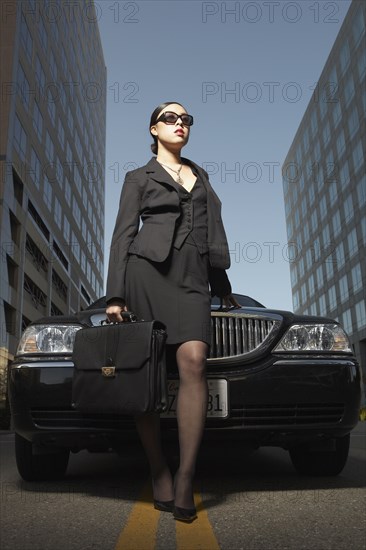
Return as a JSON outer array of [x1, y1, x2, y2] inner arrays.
[[71, 314, 168, 415]]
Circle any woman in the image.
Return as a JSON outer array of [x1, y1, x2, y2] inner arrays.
[[106, 102, 239, 522]]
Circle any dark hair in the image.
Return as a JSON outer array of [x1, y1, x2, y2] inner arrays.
[[149, 101, 185, 155]]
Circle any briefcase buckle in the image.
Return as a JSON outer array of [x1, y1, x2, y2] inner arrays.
[[102, 366, 116, 377]]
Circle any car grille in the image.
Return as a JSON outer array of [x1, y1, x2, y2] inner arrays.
[[230, 403, 345, 425], [31, 402, 345, 429], [209, 312, 280, 360]]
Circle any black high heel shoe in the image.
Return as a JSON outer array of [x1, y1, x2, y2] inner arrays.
[[154, 499, 174, 513], [173, 505, 197, 523]]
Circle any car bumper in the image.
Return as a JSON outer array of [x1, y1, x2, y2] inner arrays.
[[8, 355, 361, 450]]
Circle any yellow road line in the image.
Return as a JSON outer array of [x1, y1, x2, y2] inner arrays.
[[114, 481, 221, 550], [176, 491, 220, 550], [114, 480, 159, 550]]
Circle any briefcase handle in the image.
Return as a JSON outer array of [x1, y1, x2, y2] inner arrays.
[[101, 311, 139, 325]]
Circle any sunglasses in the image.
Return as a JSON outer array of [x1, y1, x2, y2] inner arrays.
[[155, 111, 194, 127]]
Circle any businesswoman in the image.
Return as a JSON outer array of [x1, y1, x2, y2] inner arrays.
[[106, 102, 238, 522]]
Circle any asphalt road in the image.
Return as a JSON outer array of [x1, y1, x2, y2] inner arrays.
[[1, 423, 365, 550]]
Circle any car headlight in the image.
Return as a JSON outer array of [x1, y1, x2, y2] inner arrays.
[[273, 324, 352, 353], [16, 324, 83, 355]]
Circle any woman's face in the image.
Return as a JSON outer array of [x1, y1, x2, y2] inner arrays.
[[150, 103, 191, 152]]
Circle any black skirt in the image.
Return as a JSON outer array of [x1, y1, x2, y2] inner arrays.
[[125, 241, 211, 346]]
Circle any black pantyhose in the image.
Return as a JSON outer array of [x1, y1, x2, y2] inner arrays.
[[134, 340, 208, 509]]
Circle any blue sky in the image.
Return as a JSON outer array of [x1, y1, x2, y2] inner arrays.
[[98, 0, 352, 310]]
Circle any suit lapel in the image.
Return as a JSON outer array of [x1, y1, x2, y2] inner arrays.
[[145, 157, 180, 191]]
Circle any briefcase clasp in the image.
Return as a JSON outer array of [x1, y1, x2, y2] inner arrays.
[[102, 366, 116, 377]]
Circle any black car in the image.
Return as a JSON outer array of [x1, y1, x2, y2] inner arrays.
[[8, 294, 361, 481]]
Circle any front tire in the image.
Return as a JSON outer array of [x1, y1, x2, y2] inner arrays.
[[15, 434, 70, 481], [289, 434, 350, 476]]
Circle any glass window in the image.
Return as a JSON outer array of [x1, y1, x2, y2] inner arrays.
[[344, 75, 355, 107], [298, 257, 305, 279], [47, 88, 56, 126], [342, 309, 353, 336], [311, 209, 318, 233], [343, 195, 354, 224], [303, 221, 309, 244], [318, 294, 327, 316], [340, 40, 351, 75], [65, 177, 71, 205], [332, 101, 342, 128], [326, 258, 334, 281], [336, 130, 346, 158], [66, 141, 72, 165], [313, 140, 321, 162], [358, 50, 366, 82], [328, 181, 338, 207], [322, 224, 330, 246], [357, 176, 366, 206], [17, 64, 30, 108], [308, 274, 315, 297], [355, 301, 366, 330], [20, 14, 32, 63], [38, 16, 48, 54], [290, 265, 298, 287], [316, 265, 324, 290], [35, 56, 45, 96], [74, 164, 82, 195], [73, 198, 81, 225], [351, 264, 362, 293], [319, 196, 327, 220], [63, 215, 70, 242], [308, 183, 315, 206], [339, 161, 350, 191], [361, 216, 366, 246], [310, 111, 318, 137], [55, 156, 64, 189], [71, 232, 80, 263], [301, 283, 307, 306], [328, 285, 337, 311], [352, 5, 365, 46], [310, 303, 317, 316], [49, 50, 57, 81], [57, 118, 65, 148], [45, 131, 54, 163], [303, 128, 309, 153], [14, 115, 27, 160], [322, 122, 331, 149], [339, 275, 349, 303], [32, 102, 43, 143], [352, 140, 364, 173], [336, 242, 346, 269], [30, 148, 41, 189], [348, 107, 359, 140], [54, 197, 62, 227], [43, 176, 52, 211], [347, 228, 358, 259]]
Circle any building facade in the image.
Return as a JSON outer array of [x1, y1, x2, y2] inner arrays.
[[282, 1, 365, 390], [0, 1, 106, 423]]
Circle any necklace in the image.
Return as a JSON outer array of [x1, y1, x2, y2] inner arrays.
[[158, 161, 184, 184]]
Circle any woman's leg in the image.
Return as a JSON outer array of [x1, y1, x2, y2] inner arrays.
[[174, 340, 209, 509], [134, 412, 174, 502]]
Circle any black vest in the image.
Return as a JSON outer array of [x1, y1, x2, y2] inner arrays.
[[172, 174, 209, 254]]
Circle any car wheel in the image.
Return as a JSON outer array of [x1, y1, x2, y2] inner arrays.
[[289, 434, 350, 476], [15, 434, 70, 481]]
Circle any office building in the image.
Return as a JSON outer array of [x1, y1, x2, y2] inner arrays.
[[282, 1, 365, 388], [0, 0, 106, 422]]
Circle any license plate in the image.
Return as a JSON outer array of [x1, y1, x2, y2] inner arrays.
[[161, 379, 228, 418]]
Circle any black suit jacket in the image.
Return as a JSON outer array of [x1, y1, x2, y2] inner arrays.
[[106, 157, 232, 304]]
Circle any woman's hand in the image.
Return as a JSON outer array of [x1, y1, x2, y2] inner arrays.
[[220, 294, 242, 309], [106, 302, 128, 323]]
